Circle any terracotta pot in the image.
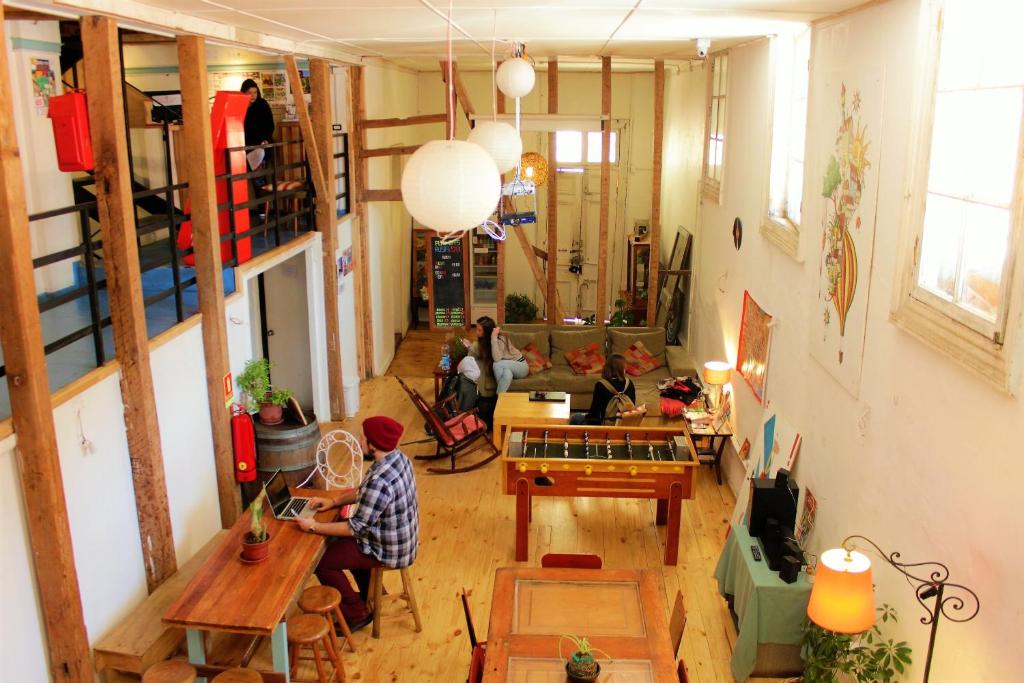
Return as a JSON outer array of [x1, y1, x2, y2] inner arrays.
[[241, 533, 271, 563], [258, 403, 284, 425], [565, 660, 600, 683]]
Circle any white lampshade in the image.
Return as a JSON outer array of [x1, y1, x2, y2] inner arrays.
[[401, 140, 501, 232], [467, 121, 523, 173], [496, 57, 535, 99], [703, 361, 731, 386]]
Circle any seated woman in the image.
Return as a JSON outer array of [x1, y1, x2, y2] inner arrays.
[[571, 354, 648, 425], [467, 316, 528, 394]]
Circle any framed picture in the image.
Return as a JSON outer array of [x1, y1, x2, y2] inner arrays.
[[736, 290, 773, 403]]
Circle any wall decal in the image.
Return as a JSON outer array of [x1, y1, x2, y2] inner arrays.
[[737, 290, 773, 404], [732, 216, 743, 250]]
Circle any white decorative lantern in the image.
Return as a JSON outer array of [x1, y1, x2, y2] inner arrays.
[[401, 140, 501, 232], [467, 121, 522, 174], [496, 57, 535, 98]]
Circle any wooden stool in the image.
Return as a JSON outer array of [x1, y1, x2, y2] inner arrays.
[[287, 614, 345, 683], [211, 668, 262, 683], [142, 660, 196, 683], [299, 585, 357, 653], [368, 566, 423, 639]]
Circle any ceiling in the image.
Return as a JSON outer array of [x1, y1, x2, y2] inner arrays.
[[88, 0, 865, 69]]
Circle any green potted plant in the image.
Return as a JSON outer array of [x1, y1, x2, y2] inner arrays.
[[236, 358, 294, 425], [505, 292, 539, 323], [241, 496, 271, 563], [559, 634, 611, 683], [609, 299, 634, 327], [802, 604, 913, 682], [260, 387, 294, 426]]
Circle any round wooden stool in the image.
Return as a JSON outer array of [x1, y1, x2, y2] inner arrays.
[[211, 668, 263, 683], [368, 565, 423, 639], [299, 585, 357, 653], [287, 614, 346, 683], [142, 660, 196, 683]]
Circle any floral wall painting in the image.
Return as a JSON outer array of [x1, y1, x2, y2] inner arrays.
[[810, 69, 884, 398], [737, 290, 774, 403]]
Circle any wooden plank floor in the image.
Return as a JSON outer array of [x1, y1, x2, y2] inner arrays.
[[284, 329, 740, 682]]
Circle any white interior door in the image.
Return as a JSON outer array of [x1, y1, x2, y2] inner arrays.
[[259, 253, 314, 410], [568, 168, 618, 319]]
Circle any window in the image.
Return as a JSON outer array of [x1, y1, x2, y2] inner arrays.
[[555, 130, 617, 164], [763, 30, 811, 256], [702, 53, 728, 201], [892, 0, 1024, 390]]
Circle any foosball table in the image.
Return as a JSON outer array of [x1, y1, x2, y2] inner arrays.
[[501, 424, 700, 565]]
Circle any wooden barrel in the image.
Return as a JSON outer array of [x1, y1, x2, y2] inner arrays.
[[254, 413, 321, 488]]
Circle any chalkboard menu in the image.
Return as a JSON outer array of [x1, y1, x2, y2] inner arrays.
[[429, 235, 468, 329]]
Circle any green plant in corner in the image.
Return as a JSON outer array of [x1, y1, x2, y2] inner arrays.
[[609, 298, 634, 327], [505, 292, 539, 323], [236, 358, 272, 410], [248, 496, 268, 544], [802, 604, 912, 683]]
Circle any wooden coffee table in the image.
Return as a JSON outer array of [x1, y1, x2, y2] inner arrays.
[[492, 392, 571, 446]]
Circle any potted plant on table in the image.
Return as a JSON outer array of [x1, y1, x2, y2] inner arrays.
[[237, 358, 295, 426], [560, 634, 611, 683], [801, 604, 913, 682], [240, 496, 271, 563]]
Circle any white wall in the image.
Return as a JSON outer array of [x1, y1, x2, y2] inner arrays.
[[660, 61, 706, 261], [696, 1, 1021, 679]]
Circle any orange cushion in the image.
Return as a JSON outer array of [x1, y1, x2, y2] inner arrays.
[[521, 341, 552, 375], [565, 341, 605, 375], [445, 413, 485, 442], [623, 340, 662, 377]]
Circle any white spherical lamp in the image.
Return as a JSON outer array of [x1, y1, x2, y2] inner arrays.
[[401, 140, 501, 232], [496, 57, 535, 98], [467, 121, 522, 174]]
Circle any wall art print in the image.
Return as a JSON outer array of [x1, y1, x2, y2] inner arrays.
[[736, 290, 773, 404], [810, 70, 884, 397]]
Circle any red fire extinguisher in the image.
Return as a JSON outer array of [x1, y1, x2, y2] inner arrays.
[[231, 404, 257, 483]]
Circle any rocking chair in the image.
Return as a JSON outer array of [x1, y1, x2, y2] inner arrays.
[[396, 377, 500, 475]]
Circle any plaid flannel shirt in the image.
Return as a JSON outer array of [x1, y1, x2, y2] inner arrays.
[[348, 449, 419, 568]]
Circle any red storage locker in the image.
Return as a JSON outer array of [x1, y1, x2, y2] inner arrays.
[[48, 91, 95, 172]]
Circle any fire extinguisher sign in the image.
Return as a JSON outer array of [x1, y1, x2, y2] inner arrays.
[[223, 372, 233, 408]]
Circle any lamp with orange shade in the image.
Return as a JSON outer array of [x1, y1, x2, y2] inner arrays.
[[702, 360, 731, 411], [807, 535, 980, 682]]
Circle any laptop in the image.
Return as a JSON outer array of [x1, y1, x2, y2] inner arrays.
[[263, 469, 316, 520]]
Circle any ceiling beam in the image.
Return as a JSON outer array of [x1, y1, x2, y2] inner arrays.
[[440, 60, 474, 123]]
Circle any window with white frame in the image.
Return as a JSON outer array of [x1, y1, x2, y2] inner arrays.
[[893, 0, 1024, 388], [555, 130, 618, 164], [702, 53, 728, 200], [766, 30, 811, 236]]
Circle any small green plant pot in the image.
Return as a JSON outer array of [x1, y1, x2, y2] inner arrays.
[[565, 660, 600, 683], [258, 403, 284, 426], [241, 532, 271, 563]]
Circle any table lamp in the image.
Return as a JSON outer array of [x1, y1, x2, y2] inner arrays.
[[702, 361, 731, 411]]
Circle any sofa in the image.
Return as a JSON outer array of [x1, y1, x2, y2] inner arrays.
[[477, 324, 697, 415]]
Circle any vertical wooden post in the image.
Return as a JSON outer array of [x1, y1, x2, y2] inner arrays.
[[176, 35, 241, 528], [595, 57, 612, 328], [347, 65, 374, 377], [0, 5, 92, 680], [546, 58, 560, 323], [310, 58, 346, 421], [82, 15, 177, 591], [495, 64, 506, 324], [647, 60, 665, 327]]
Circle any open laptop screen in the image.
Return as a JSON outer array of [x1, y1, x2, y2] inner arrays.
[[264, 470, 291, 517]]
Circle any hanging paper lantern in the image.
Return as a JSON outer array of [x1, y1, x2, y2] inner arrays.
[[468, 121, 522, 174], [519, 152, 549, 187], [401, 140, 501, 232], [496, 57, 535, 98]]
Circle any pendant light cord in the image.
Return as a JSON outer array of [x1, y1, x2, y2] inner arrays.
[[447, 0, 455, 141], [491, 10, 498, 122]]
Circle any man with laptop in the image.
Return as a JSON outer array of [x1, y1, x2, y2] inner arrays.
[[294, 416, 419, 632]]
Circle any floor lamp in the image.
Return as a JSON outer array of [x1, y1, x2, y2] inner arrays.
[[806, 535, 980, 682]]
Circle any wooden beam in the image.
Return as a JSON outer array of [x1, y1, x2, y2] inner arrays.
[[361, 144, 420, 159], [176, 35, 241, 528], [0, 5, 92, 681], [596, 56, 612, 328], [360, 113, 447, 129], [495, 62, 506, 325], [533, 245, 548, 261], [440, 60, 474, 123], [309, 59, 346, 421], [364, 189, 403, 202], [647, 60, 665, 327], [348, 66, 375, 378], [546, 57, 560, 324], [82, 14, 177, 592]]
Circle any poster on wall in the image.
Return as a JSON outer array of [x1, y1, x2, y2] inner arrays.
[[736, 290, 773, 404], [809, 69, 885, 398], [30, 57, 56, 117]]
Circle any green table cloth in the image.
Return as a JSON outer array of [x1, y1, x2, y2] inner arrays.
[[714, 522, 810, 682]]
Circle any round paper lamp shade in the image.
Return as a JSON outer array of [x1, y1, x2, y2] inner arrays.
[[496, 57, 535, 99], [468, 121, 522, 173], [807, 548, 877, 634], [401, 140, 501, 232], [519, 152, 549, 187], [703, 361, 731, 386]]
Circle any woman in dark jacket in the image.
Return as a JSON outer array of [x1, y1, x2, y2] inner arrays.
[[240, 79, 275, 149], [571, 354, 648, 425]]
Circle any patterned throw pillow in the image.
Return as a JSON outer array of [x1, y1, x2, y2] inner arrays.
[[623, 340, 662, 377], [521, 342, 552, 375], [565, 342, 606, 375]]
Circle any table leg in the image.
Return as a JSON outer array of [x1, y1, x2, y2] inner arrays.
[[271, 620, 291, 683], [515, 477, 530, 562], [186, 629, 208, 683], [664, 481, 683, 565], [434, 373, 441, 402], [655, 499, 668, 525], [493, 419, 505, 447], [714, 436, 727, 485]]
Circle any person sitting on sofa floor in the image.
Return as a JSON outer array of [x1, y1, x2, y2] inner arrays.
[[570, 354, 648, 425], [296, 416, 419, 632], [468, 316, 528, 394]]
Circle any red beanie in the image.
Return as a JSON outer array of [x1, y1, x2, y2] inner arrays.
[[363, 416, 404, 453]]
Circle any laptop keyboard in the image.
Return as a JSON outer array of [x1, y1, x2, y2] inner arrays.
[[283, 497, 308, 518]]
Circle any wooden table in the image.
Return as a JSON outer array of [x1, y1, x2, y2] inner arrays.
[[689, 421, 733, 484], [492, 392, 571, 447], [163, 489, 336, 683], [482, 567, 678, 682]]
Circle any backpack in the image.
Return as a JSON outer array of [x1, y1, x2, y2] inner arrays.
[[599, 378, 636, 422]]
